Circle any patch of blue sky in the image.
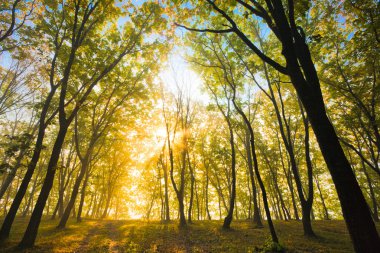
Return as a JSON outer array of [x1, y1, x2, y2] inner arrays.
[[0, 51, 13, 69]]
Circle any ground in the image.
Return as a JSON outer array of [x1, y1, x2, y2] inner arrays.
[[0, 218, 368, 252]]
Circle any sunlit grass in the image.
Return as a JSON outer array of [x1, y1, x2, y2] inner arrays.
[[1, 217, 372, 252]]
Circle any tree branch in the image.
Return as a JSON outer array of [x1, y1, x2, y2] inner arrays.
[[174, 23, 234, 34]]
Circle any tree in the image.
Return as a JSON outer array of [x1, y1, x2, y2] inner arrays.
[[175, 1, 379, 251], [0, 0, 34, 52], [17, 0, 166, 247]]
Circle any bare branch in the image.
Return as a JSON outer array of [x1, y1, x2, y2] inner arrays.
[[174, 23, 234, 34]]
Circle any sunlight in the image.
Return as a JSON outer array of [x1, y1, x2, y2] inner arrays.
[[153, 126, 167, 144], [159, 52, 208, 103]]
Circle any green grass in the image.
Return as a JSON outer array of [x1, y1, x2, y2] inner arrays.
[[0, 218, 369, 252]]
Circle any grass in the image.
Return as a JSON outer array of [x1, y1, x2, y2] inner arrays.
[[0, 217, 369, 252]]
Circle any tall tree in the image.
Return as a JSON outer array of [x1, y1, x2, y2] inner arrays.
[[17, 0, 166, 247], [175, 1, 379, 250]]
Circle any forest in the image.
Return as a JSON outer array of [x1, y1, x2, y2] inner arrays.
[[0, 0, 379, 252]]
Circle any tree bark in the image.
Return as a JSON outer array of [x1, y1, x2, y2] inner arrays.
[[57, 158, 89, 229], [222, 105, 236, 230], [0, 148, 28, 200], [187, 152, 195, 223], [77, 169, 90, 222], [205, 159, 211, 220], [245, 128, 263, 227], [285, 35, 379, 252], [19, 125, 68, 248], [162, 154, 170, 221]]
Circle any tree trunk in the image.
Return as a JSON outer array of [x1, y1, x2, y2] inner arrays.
[[195, 180, 200, 220], [187, 152, 195, 223], [285, 42, 380, 251], [205, 162, 211, 220], [178, 192, 186, 226], [245, 128, 263, 227], [178, 150, 187, 227], [229, 91, 278, 242], [0, 148, 27, 200], [278, 138, 298, 220], [222, 116, 236, 229], [269, 4, 380, 246], [51, 200, 59, 220], [57, 158, 89, 229], [22, 165, 43, 217], [265, 77, 314, 236], [162, 155, 170, 222], [167, 129, 186, 227], [314, 174, 329, 220], [300, 106, 315, 236], [18, 125, 68, 248], [77, 169, 90, 222]]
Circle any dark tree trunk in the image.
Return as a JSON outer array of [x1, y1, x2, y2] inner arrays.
[[22, 165, 43, 218], [0, 147, 28, 200], [218, 194, 222, 220], [167, 126, 186, 227], [264, 75, 314, 236], [276, 181, 290, 221], [285, 37, 379, 252], [300, 105, 315, 236], [278, 137, 298, 220], [72, 204, 76, 218], [235, 200, 239, 220], [162, 155, 170, 222], [282, 49, 379, 250], [57, 159, 89, 229], [262, 150, 291, 222], [180, 0, 379, 250], [269, 2, 380, 248], [77, 169, 90, 222], [222, 113, 236, 230], [178, 192, 186, 226], [228, 89, 278, 242], [22, 188, 35, 218], [51, 200, 59, 220], [205, 162, 211, 220], [58, 189, 64, 218], [289, 179, 299, 220], [2, 183, 12, 216], [195, 180, 200, 220], [187, 152, 195, 223], [245, 128, 263, 227], [18, 126, 68, 248], [248, 121, 279, 243], [57, 159, 65, 218], [178, 150, 187, 227], [314, 174, 329, 220], [272, 187, 283, 220]]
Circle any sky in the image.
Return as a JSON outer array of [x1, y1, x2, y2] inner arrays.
[[159, 49, 210, 104]]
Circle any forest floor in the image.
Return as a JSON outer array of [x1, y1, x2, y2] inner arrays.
[[0, 218, 376, 253]]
